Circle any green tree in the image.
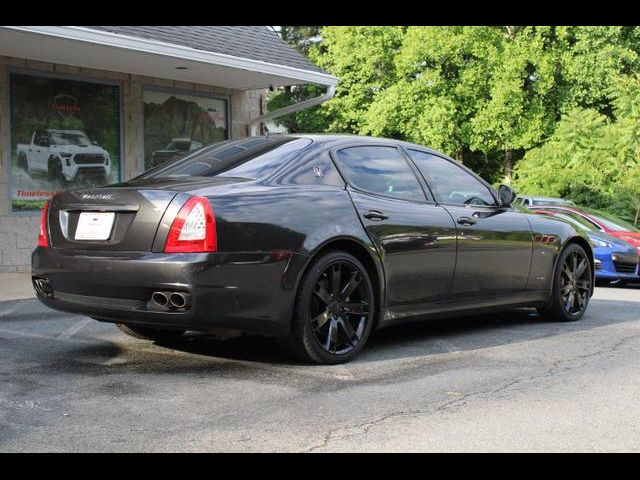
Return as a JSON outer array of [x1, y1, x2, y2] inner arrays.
[[363, 26, 500, 163], [513, 74, 640, 224], [267, 26, 327, 133], [267, 26, 640, 205], [469, 27, 559, 181]]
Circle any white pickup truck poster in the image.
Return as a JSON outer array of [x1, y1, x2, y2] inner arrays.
[[143, 90, 227, 170], [9, 73, 121, 212]]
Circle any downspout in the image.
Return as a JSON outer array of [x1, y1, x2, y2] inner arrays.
[[249, 84, 336, 136]]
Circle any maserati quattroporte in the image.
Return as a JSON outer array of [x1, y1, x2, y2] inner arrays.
[[32, 135, 594, 364]]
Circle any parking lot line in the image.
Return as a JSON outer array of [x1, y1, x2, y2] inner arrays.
[[57, 318, 93, 339]]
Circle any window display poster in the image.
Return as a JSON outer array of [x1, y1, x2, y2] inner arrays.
[[143, 90, 228, 170], [10, 73, 121, 212]]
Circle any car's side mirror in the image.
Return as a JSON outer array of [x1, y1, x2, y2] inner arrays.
[[92, 140, 99, 146], [498, 184, 517, 207]]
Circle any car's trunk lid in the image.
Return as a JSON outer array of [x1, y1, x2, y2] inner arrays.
[[49, 177, 253, 252], [49, 187, 178, 252]]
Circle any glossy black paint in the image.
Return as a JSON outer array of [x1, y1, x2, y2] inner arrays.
[[32, 135, 594, 337]]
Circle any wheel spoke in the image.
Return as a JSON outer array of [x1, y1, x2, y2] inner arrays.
[[577, 280, 590, 291], [314, 281, 332, 305], [576, 292, 586, 310], [312, 310, 331, 331], [576, 258, 588, 277], [355, 316, 366, 340], [330, 264, 342, 296], [340, 271, 362, 299], [343, 302, 369, 315], [564, 292, 574, 312], [339, 318, 359, 347], [324, 319, 337, 353], [572, 252, 578, 274]]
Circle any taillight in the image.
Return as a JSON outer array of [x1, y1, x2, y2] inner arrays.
[[38, 200, 50, 248], [164, 196, 217, 253]]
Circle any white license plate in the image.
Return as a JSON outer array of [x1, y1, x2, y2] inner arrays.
[[75, 212, 115, 241]]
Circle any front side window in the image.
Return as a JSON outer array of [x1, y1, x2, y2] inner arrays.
[[408, 150, 496, 206], [140, 137, 312, 180], [334, 146, 425, 202]]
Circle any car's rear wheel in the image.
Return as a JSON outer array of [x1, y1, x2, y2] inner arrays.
[[539, 243, 592, 322], [284, 251, 375, 364], [116, 323, 185, 342]]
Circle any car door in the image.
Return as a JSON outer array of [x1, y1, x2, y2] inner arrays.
[[332, 145, 457, 307], [405, 149, 533, 299]]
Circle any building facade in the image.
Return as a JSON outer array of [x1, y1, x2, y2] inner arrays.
[[0, 26, 337, 271]]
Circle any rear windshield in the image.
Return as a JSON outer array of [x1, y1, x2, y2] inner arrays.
[[140, 136, 312, 180]]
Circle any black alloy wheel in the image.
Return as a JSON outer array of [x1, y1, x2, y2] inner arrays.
[[310, 260, 371, 355], [540, 243, 592, 322], [286, 251, 375, 364], [559, 249, 591, 316]]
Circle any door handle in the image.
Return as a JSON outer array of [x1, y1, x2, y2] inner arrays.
[[457, 216, 477, 226], [363, 210, 389, 221]]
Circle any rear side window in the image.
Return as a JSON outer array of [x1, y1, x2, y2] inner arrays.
[[140, 137, 312, 180], [407, 149, 496, 206], [334, 146, 425, 202]]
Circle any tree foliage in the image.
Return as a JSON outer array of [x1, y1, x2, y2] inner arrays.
[[513, 74, 640, 223], [267, 26, 640, 223]]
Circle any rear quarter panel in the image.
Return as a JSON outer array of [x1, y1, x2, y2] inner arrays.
[[162, 182, 376, 333], [525, 212, 594, 292]]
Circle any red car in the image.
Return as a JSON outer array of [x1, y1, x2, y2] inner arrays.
[[528, 205, 640, 254]]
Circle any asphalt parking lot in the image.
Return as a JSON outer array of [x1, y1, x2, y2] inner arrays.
[[1, 284, 639, 452]]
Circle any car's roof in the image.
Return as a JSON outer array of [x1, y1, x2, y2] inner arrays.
[[282, 133, 456, 160]]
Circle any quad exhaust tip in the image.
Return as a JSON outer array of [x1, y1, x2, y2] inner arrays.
[[152, 292, 169, 307], [169, 293, 187, 308], [150, 291, 191, 310]]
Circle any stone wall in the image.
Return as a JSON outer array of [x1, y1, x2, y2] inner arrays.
[[0, 56, 262, 271]]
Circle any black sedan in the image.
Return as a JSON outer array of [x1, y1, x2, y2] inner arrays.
[[32, 135, 594, 364]]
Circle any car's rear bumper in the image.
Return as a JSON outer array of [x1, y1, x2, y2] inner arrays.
[[32, 247, 305, 336]]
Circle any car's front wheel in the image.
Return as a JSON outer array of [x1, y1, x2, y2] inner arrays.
[[116, 323, 185, 342], [539, 242, 593, 322], [284, 251, 376, 364]]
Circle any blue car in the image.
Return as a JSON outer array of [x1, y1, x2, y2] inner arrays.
[[531, 208, 639, 285]]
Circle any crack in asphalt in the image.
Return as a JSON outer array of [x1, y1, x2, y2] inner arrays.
[[301, 330, 640, 452]]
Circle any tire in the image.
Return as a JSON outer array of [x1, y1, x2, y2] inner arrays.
[[17, 152, 28, 171], [539, 243, 593, 322], [49, 157, 66, 183], [283, 250, 376, 365], [116, 323, 185, 341]]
